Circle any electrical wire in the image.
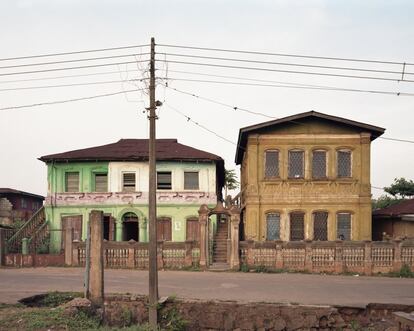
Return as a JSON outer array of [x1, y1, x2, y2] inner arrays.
[[0, 44, 150, 62], [157, 43, 414, 66], [155, 59, 414, 83], [0, 88, 144, 111], [160, 52, 413, 76]]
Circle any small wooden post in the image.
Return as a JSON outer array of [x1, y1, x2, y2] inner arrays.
[[334, 240, 343, 274], [89, 210, 104, 306], [364, 241, 372, 276], [64, 227, 73, 266], [275, 240, 284, 269], [184, 241, 193, 267], [304, 240, 313, 272]]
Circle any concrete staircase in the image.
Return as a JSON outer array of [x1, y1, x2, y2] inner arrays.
[[212, 219, 228, 265]]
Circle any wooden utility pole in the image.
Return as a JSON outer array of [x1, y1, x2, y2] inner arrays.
[[148, 37, 159, 328]]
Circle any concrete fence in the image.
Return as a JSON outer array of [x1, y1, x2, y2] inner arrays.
[[239, 239, 414, 275]]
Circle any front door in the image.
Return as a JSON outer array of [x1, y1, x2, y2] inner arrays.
[[61, 215, 83, 249]]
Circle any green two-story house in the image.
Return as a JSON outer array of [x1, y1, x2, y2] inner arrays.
[[39, 139, 224, 251]]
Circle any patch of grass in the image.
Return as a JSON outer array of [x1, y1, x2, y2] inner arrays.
[[386, 264, 414, 278], [159, 306, 188, 331], [19, 291, 83, 307], [240, 263, 249, 272]]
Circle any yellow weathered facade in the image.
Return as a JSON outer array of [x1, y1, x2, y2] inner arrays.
[[236, 111, 385, 242]]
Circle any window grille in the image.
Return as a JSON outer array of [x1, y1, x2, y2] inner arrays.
[[313, 212, 328, 241], [337, 213, 351, 240], [288, 150, 304, 178], [65, 172, 79, 192], [157, 171, 172, 190], [184, 171, 199, 190], [337, 150, 351, 177], [290, 212, 304, 241], [265, 150, 279, 178], [266, 213, 280, 240], [312, 150, 327, 179], [95, 173, 108, 192], [122, 173, 136, 192]]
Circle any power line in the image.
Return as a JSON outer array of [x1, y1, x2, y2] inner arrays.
[[166, 85, 414, 144], [0, 59, 150, 77], [0, 44, 149, 62], [156, 59, 414, 83], [0, 53, 150, 71], [0, 78, 147, 92], [161, 52, 414, 76], [164, 77, 414, 97], [157, 43, 414, 66], [0, 88, 144, 111]]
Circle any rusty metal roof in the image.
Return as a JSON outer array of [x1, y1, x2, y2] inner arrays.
[[373, 199, 414, 217], [0, 188, 44, 200], [235, 111, 386, 164]]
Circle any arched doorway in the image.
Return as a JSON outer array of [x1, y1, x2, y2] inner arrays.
[[122, 212, 139, 241]]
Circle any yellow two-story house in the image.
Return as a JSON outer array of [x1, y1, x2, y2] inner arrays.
[[235, 111, 385, 242]]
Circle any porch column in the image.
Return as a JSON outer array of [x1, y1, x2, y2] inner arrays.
[[198, 204, 209, 269], [115, 220, 123, 241], [139, 218, 148, 242], [230, 206, 241, 270]]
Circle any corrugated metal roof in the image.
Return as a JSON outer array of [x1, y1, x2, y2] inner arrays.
[[373, 199, 414, 217], [0, 188, 44, 200]]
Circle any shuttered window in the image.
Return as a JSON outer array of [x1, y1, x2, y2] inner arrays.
[[266, 213, 280, 240], [122, 173, 136, 192], [94, 173, 108, 192], [337, 213, 351, 240], [290, 212, 305, 241], [186, 218, 200, 242], [184, 172, 199, 190], [288, 150, 304, 178], [337, 150, 352, 178], [312, 150, 327, 179], [157, 217, 172, 241], [65, 172, 79, 192], [157, 171, 172, 190], [265, 150, 279, 178], [313, 212, 328, 241]]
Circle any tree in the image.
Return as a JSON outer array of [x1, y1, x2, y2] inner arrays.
[[372, 195, 402, 210], [384, 177, 414, 199], [224, 169, 239, 198]]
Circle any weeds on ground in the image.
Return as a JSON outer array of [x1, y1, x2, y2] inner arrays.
[[384, 264, 414, 278]]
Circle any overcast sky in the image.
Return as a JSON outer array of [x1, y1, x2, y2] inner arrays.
[[0, 0, 413, 198]]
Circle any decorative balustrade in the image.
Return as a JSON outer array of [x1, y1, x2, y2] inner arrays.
[[71, 240, 199, 269], [239, 239, 414, 274], [7, 207, 45, 253]]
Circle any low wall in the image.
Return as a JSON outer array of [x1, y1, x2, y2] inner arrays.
[[4, 253, 64, 267], [240, 239, 414, 274], [71, 240, 200, 269], [102, 295, 414, 330]]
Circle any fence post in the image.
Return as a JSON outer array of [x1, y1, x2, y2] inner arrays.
[[22, 238, 29, 255], [0, 228, 4, 266], [275, 240, 283, 269], [364, 241, 372, 276], [64, 228, 73, 266], [89, 210, 104, 307], [246, 240, 254, 267], [334, 240, 343, 274], [304, 240, 313, 272], [393, 239, 402, 272], [72, 243, 79, 266], [184, 241, 193, 267], [128, 245, 135, 268], [157, 241, 164, 270]]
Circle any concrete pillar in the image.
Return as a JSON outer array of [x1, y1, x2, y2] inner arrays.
[[364, 241, 372, 276], [89, 210, 104, 306], [22, 238, 29, 255], [64, 227, 73, 266], [198, 205, 209, 269], [230, 206, 241, 270], [139, 218, 147, 242], [115, 221, 123, 242]]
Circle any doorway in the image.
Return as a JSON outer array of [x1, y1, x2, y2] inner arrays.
[[103, 215, 115, 241], [122, 212, 139, 241]]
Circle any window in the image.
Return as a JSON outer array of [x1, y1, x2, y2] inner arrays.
[[290, 212, 305, 241], [186, 218, 200, 241], [21, 198, 27, 208], [313, 212, 328, 241], [337, 213, 351, 240], [266, 213, 280, 240], [94, 173, 108, 192], [184, 171, 199, 190], [157, 217, 172, 241], [312, 150, 327, 179], [65, 172, 79, 192], [265, 150, 279, 178], [288, 150, 304, 178], [157, 171, 172, 190], [337, 150, 352, 178], [122, 173, 136, 192]]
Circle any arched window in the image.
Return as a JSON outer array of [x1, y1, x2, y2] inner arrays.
[[288, 150, 304, 178], [337, 213, 351, 240], [290, 212, 305, 241], [186, 217, 200, 242], [265, 150, 279, 178], [312, 150, 327, 179], [157, 217, 172, 241], [266, 213, 280, 240], [313, 211, 328, 241], [337, 150, 352, 178]]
